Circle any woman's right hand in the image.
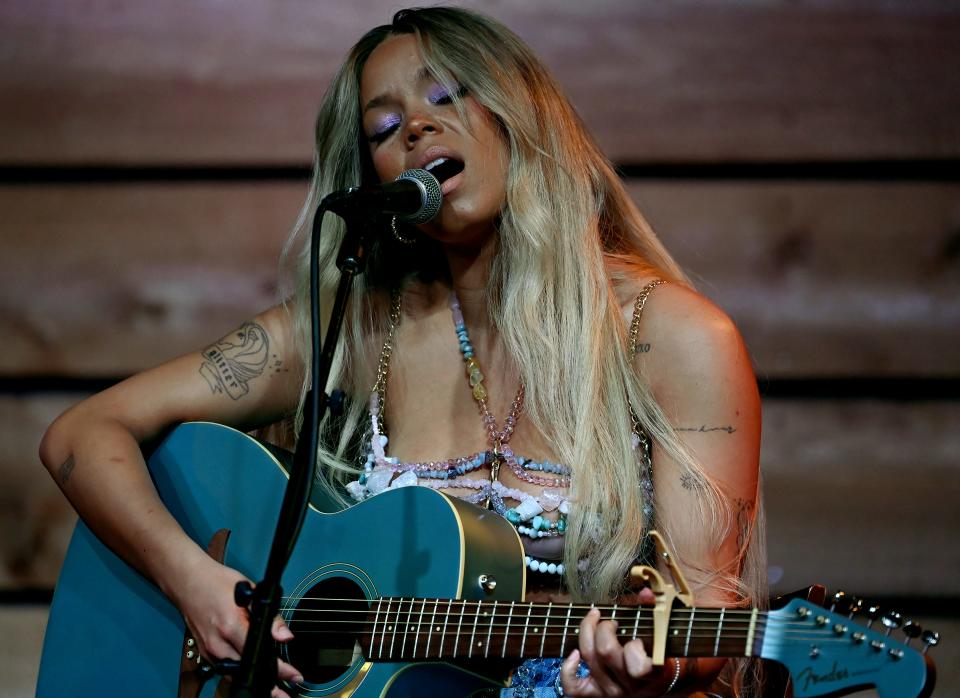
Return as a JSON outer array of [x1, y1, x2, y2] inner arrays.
[[173, 555, 303, 698]]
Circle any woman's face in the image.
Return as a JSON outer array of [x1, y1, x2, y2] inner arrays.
[[359, 34, 509, 246]]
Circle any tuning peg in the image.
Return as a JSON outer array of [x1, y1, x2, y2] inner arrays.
[[847, 597, 863, 619], [881, 610, 903, 636], [921, 629, 940, 655], [866, 604, 881, 629], [902, 620, 923, 646], [830, 590, 850, 614]]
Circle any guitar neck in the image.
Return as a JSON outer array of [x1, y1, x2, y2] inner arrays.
[[361, 598, 764, 662]]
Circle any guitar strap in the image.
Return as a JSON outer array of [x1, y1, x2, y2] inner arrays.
[[178, 528, 231, 698]]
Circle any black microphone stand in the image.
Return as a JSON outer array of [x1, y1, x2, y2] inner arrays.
[[228, 201, 376, 697]]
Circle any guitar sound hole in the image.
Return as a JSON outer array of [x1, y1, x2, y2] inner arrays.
[[284, 576, 370, 685]]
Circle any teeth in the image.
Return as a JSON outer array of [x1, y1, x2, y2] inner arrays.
[[423, 157, 449, 172]]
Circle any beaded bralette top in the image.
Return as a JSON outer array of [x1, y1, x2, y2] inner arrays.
[[345, 280, 664, 577]]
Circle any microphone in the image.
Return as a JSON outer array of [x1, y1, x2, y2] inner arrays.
[[321, 168, 443, 224]]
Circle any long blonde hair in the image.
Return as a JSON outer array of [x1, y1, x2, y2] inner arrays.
[[279, 7, 765, 691]]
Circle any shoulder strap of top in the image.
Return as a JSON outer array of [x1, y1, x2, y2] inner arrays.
[[628, 279, 665, 357], [628, 279, 663, 565]]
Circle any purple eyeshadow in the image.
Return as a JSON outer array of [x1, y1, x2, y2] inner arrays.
[[373, 113, 401, 135], [427, 83, 453, 104]]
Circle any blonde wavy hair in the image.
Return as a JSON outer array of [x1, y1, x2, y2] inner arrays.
[[279, 7, 765, 693]]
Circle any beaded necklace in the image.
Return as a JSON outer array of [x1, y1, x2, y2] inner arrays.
[[348, 282, 665, 577], [449, 293, 571, 499], [349, 290, 572, 574]]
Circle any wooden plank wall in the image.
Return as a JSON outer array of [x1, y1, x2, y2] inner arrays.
[[2, 0, 958, 631]]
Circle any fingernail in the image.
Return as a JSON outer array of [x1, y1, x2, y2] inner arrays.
[[279, 627, 294, 640], [292, 674, 304, 684]]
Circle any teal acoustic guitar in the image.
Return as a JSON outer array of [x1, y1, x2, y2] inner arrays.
[[38, 422, 936, 697]]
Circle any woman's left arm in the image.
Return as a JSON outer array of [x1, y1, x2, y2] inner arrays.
[[563, 284, 762, 697]]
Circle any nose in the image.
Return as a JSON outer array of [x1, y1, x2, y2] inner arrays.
[[405, 112, 442, 146]]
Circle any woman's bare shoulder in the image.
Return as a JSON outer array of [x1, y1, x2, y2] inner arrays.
[[618, 278, 754, 393]]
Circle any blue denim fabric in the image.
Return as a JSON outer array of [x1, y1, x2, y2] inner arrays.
[[499, 658, 590, 697]]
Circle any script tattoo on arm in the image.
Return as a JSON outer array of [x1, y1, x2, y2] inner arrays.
[[199, 322, 271, 400], [676, 425, 737, 434], [58, 455, 76, 485]]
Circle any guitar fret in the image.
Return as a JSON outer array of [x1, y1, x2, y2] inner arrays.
[[454, 600, 464, 658], [400, 598, 414, 658], [370, 598, 780, 665], [485, 601, 497, 658], [388, 598, 400, 659], [425, 600, 438, 658], [714, 608, 725, 656], [684, 608, 695, 656], [413, 599, 425, 658], [377, 598, 389, 659], [468, 600, 480, 658], [440, 599, 452, 658], [745, 608, 759, 657], [503, 601, 515, 659], [371, 598, 382, 659], [520, 602, 533, 657], [539, 602, 552, 657]]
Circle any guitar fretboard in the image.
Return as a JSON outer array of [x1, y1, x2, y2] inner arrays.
[[358, 598, 765, 661]]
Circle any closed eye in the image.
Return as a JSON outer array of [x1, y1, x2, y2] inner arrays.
[[428, 83, 469, 106], [368, 113, 401, 144]]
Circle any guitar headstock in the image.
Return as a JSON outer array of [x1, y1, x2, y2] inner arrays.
[[763, 594, 937, 698]]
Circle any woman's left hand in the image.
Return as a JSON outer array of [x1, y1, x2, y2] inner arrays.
[[560, 590, 677, 697]]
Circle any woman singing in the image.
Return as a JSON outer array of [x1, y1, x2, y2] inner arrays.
[[41, 7, 764, 696]]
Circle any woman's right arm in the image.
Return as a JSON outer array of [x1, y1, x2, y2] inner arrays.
[[38, 304, 305, 691]]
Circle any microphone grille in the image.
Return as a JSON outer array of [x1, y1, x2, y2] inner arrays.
[[396, 168, 443, 224]]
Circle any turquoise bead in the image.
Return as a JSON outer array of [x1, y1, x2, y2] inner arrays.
[[506, 509, 521, 524], [557, 517, 566, 533], [531, 515, 544, 531]]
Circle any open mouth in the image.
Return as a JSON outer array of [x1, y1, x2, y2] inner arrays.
[[422, 157, 465, 184]]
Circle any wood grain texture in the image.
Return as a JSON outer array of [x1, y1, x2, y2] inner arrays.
[[630, 181, 960, 377], [2, 395, 957, 599], [762, 400, 960, 598], [2, 181, 957, 377], [0, 182, 304, 375], [1, 0, 957, 164]]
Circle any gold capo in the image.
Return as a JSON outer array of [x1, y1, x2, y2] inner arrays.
[[628, 530, 694, 665]]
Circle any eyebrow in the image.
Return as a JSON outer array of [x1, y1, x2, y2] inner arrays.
[[362, 67, 434, 114]]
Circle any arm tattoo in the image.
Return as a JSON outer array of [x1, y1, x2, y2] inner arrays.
[[680, 473, 704, 491], [676, 425, 737, 434], [199, 322, 270, 400], [58, 455, 76, 485]]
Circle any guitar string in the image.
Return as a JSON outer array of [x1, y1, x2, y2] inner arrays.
[[279, 618, 885, 642], [278, 617, 869, 638], [275, 604, 861, 630], [276, 598, 772, 617], [277, 612, 873, 635], [277, 597, 859, 624], [272, 625, 892, 647], [277, 623, 908, 647]]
